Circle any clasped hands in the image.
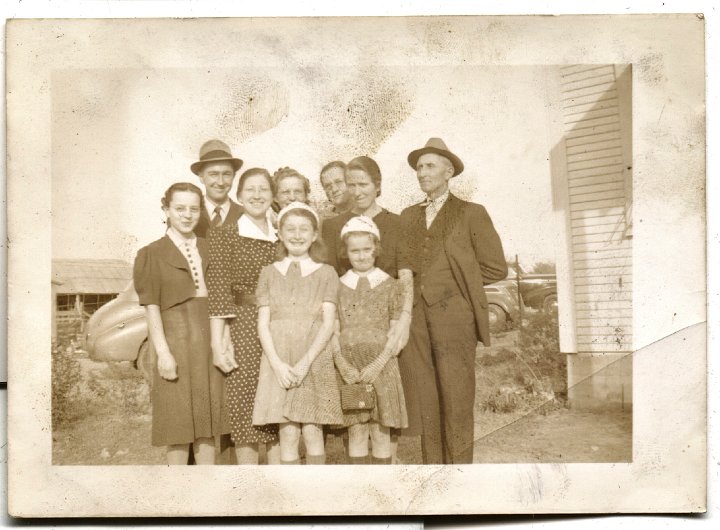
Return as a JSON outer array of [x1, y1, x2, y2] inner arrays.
[[271, 357, 311, 389], [212, 330, 239, 374]]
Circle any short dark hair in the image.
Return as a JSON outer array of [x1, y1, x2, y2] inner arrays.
[[347, 156, 382, 197], [237, 167, 275, 199], [320, 160, 347, 180], [161, 182, 204, 210]]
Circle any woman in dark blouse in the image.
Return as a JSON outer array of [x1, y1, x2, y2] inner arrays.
[[133, 182, 229, 465], [322, 156, 401, 278]]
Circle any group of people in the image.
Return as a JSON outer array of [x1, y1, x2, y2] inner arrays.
[[133, 136, 507, 466]]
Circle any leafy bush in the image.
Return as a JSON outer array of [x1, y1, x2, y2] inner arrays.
[[51, 342, 83, 428], [52, 340, 151, 430], [478, 311, 566, 414]]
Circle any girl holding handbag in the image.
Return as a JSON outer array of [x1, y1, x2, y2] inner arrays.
[[334, 216, 408, 464]]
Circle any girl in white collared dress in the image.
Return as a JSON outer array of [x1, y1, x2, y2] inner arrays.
[[333, 216, 408, 464], [252, 202, 343, 464]]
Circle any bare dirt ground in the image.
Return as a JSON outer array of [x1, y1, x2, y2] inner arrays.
[[53, 326, 631, 465]]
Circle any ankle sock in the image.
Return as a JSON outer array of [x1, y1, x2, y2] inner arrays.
[[280, 458, 301, 465], [348, 455, 370, 465], [305, 453, 326, 465]]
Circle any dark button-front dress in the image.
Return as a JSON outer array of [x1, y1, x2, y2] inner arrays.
[[133, 236, 229, 447], [207, 228, 278, 445]]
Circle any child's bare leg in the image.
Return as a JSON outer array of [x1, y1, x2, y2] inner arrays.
[[369, 422, 392, 463], [193, 437, 216, 465], [166, 443, 191, 465], [348, 423, 370, 463], [266, 440, 281, 465], [279, 422, 301, 463], [234, 442, 259, 465], [302, 423, 325, 464], [391, 431, 399, 464]]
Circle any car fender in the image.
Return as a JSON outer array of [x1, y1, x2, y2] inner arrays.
[[90, 315, 148, 362]]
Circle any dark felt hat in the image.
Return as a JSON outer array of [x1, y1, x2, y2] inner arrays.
[[407, 137, 464, 176], [190, 139, 243, 175]]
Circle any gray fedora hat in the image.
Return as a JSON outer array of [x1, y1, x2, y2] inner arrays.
[[407, 137, 464, 176], [190, 139, 243, 175]]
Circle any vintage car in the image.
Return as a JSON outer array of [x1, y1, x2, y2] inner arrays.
[[85, 277, 523, 380], [507, 264, 558, 314], [84, 282, 154, 380]]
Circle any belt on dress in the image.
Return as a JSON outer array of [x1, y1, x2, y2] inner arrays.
[[234, 293, 258, 306]]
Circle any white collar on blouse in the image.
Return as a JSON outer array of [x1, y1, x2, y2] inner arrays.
[[237, 214, 278, 242], [274, 256, 323, 277], [340, 267, 390, 290], [166, 226, 197, 249]]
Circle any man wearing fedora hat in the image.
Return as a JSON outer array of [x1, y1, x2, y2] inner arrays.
[[396, 137, 507, 464], [191, 139, 244, 238]]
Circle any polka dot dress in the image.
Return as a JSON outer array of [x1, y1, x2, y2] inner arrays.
[[207, 228, 278, 445]]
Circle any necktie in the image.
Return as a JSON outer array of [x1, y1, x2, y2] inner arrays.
[[287, 261, 301, 278], [425, 199, 438, 228], [356, 276, 371, 292], [210, 206, 222, 228]]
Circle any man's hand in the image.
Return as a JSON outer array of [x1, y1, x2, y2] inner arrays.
[[212, 331, 239, 374]]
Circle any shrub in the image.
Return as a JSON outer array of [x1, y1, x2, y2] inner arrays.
[[478, 311, 567, 414], [51, 342, 83, 428]]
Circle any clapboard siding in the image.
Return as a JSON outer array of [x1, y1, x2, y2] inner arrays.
[[565, 123, 620, 140], [560, 65, 632, 355], [573, 266, 629, 278], [566, 135, 622, 149], [575, 274, 632, 287], [566, 130, 621, 147], [570, 206, 625, 220]]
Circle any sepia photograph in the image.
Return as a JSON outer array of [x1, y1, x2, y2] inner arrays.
[[6, 13, 706, 517]]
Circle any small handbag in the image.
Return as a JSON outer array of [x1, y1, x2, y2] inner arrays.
[[340, 383, 376, 411]]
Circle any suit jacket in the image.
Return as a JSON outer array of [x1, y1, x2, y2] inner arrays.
[[194, 199, 243, 238], [398, 193, 507, 346], [133, 235, 210, 311]]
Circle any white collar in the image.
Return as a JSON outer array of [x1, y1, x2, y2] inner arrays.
[[237, 214, 278, 242], [166, 227, 197, 249], [422, 189, 450, 207], [273, 256, 323, 277], [205, 197, 230, 216], [340, 268, 390, 290]]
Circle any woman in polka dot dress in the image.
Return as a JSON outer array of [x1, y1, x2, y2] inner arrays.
[[207, 168, 280, 464]]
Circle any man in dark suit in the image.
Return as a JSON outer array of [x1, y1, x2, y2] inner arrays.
[[189, 139, 243, 464], [190, 139, 244, 237], [396, 138, 507, 465]]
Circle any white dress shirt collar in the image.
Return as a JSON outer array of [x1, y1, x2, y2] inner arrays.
[[340, 267, 390, 290], [237, 214, 278, 242], [273, 256, 323, 277], [423, 189, 450, 208], [205, 197, 231, 220]]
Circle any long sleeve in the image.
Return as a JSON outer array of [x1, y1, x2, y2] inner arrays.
[[468, 204, 508, 284]]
